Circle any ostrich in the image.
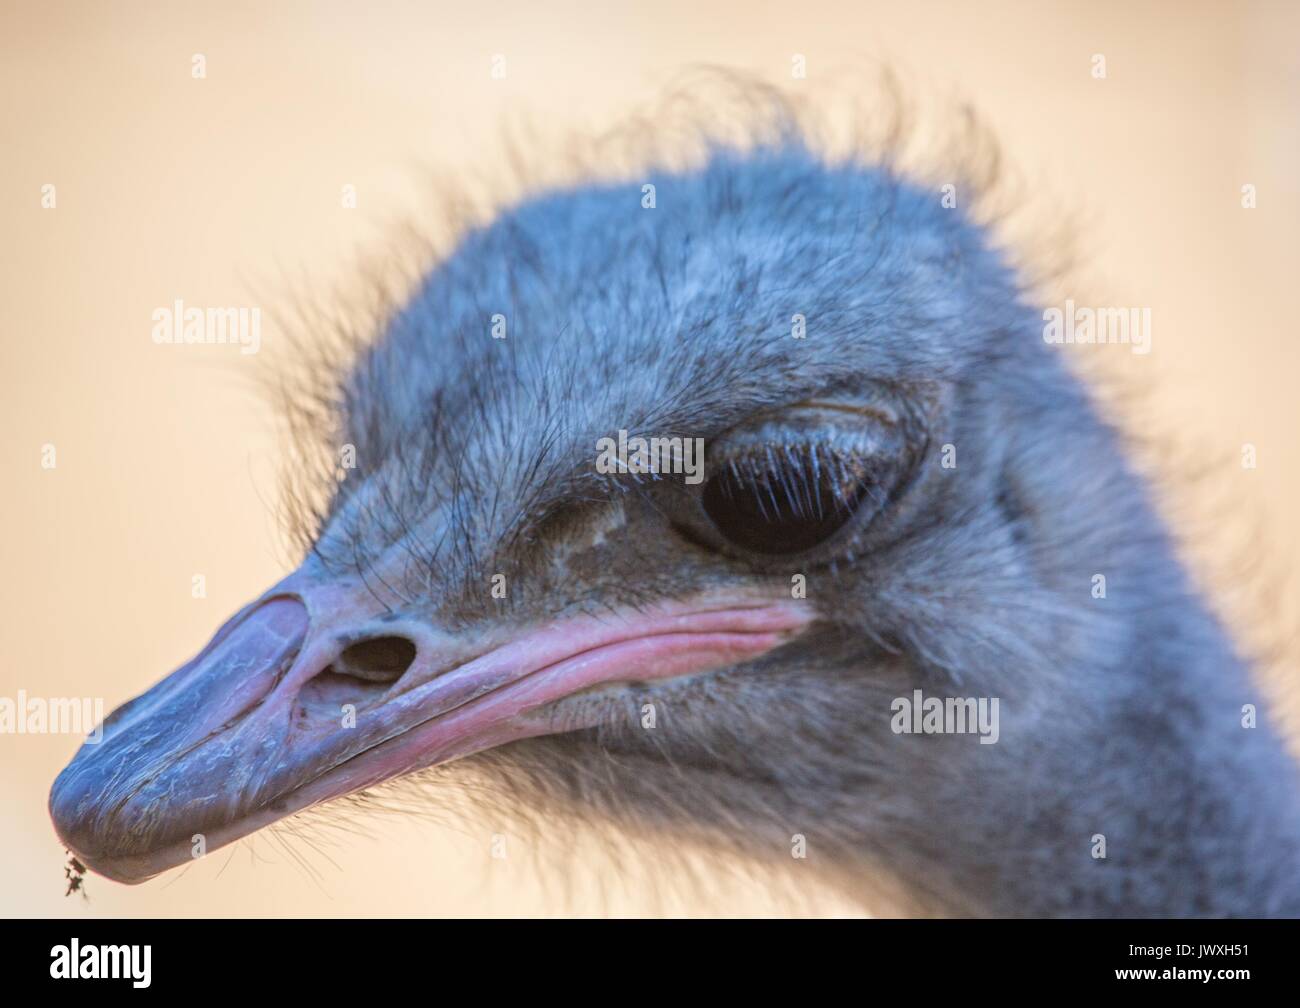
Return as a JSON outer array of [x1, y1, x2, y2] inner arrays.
[[49, 101, 1300, 918]]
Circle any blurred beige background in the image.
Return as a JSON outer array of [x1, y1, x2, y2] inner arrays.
[[2, 0, 1298, 917]]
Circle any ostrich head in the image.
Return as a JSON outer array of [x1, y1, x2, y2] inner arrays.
[[50, 129, 1300, 915]]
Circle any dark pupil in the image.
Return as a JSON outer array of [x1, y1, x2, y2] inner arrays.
[[701, 457, 871, 555]]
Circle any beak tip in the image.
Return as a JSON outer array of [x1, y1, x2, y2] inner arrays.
[[49, 759, 107, 875]]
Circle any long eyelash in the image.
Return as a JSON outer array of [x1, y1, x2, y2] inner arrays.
[[719, 442, 874, 521]]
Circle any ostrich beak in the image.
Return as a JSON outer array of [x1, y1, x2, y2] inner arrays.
[[50, 561, 809, 884]]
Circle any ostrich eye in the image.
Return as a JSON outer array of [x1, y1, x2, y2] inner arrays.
[[701, 447, 879, 555], [664, 399, 914, 561]]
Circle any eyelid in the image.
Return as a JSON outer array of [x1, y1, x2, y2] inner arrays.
[[786, 399, 900, 427], [709, 405, 905, 466]]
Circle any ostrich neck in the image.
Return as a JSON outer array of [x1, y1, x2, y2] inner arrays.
[[901, 620, 1300, 918]]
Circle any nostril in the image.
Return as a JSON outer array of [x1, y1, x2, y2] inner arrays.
[[295, 635, 418, 722], [332, 636, 418, 684]]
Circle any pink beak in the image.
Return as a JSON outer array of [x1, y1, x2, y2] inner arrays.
[[50, 558, 809, 883]]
